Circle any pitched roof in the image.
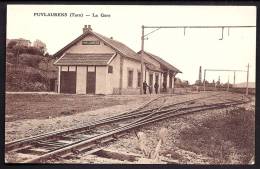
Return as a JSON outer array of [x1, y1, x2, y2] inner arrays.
[[54, 53, 115, 66], [53, 30, 141, 62], [93, 32, 141, 61], [138, 51, 182, 73], [53, 27, 181, 73]]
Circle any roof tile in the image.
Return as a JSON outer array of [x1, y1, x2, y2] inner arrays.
[[55, 53, 114, 65]]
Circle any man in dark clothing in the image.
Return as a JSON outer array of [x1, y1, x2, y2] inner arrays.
[[143, 81, 147, 94], [154, 82, 159, 94]]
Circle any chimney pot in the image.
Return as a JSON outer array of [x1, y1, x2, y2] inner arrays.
[[83, 24, 92, 33]]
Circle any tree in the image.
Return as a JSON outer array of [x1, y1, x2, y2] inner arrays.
[[7, 40, 18, 49], [33, 39, 47, 55]]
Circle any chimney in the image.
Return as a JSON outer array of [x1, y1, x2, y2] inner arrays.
[[83, 25, 92, 33], [88, 25, 92, 30]]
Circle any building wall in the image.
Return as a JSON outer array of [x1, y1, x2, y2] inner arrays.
[[76, 66, 87, 94], [58, 66, 61, 93], [107, 54, 121, 94], [121, 58, 141, 94], [66, 35, 114, 54]]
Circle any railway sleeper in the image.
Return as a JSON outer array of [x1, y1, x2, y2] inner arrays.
[[61, 137, 117, 160], [7, 145, 33, 153], [17, 147, 50, 156]]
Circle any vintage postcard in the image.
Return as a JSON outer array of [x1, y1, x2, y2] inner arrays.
[[5, 4, 256, 164]]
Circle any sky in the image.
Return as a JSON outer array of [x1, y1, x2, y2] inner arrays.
[[7, 5, 256, 84]]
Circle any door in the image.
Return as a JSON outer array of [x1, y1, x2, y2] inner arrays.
[[60, 72, 76, 94], [87, 72, 96, 94]]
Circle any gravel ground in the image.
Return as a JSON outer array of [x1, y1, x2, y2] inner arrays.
[[5, 94, 150, 122], [102, 93, 255, 164], [5, 94, 160, 142], [5, 91, 254, 164], [56, 92, 254, 164]]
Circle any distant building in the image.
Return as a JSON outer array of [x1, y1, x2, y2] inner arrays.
[[53, 25, 181, 94]]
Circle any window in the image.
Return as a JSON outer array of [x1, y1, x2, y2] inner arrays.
[[149, 73, 153, 86], [69, 66, 76, 72], [108, 66, 113, 73], [128, 70, 133, 87], [61, 66, 68, 71], [82, 40, 100, 45], [137, 72, 141, 87], [88, 66, 95, 72]]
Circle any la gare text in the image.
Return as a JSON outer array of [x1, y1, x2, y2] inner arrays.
[[33, 12, 111, 18]]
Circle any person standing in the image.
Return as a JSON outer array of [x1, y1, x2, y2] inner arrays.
[[154, 81, 159, 94], [143, 81, 147, 94]]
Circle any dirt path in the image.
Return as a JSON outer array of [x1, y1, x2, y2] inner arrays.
[[5, 94, 160, 142]]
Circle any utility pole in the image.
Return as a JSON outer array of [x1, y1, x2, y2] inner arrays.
[[246, 63, 249, 95], [140, 25, 144, 95], [203, 69, 206, 91], [140, 25, 255, 94], [199, 66, 202, 84]]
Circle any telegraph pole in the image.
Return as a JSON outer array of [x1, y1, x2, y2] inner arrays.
[[140, 25, 255, 94], [140, 25, 144, 95], [203, 69, 206, 91], [204, 69, 246, 92], [246, 63, 249, 95], [199, 66, 202, 84]]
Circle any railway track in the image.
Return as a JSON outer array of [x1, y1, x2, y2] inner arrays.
[[5, 92, 251, 163]]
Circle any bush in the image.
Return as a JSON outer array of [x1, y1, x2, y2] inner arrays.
[[6, 52, 16, 64], [29, 73, 46, 83], [27, 46, 44, 55], [7, 40, 17, 49], [19, 54, 42, 68]]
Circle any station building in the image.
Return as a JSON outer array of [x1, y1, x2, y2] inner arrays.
[[53, 25, 181, 95]]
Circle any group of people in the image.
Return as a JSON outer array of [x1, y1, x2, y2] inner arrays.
[[142, 81, 159, 94]]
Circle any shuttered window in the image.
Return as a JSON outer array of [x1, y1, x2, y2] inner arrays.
[[108, 66, 113, 73], [137, 72, 141, 87]]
